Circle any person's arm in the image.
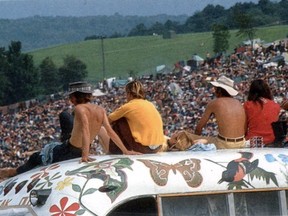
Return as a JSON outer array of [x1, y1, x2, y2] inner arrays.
[[193, 139, 208, 144], [108, 105, 126, 124], [74, 106, 93, 162], [102, 109, 141, 155], [195, 102, 213, 135]]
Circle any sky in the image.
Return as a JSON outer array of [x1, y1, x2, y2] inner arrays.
[[0, 0, 263, 19]]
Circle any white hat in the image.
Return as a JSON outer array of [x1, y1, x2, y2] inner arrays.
[[210, 76, 238, 96]]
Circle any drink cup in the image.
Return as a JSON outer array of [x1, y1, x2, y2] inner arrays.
[[250, 136, 263, 148]]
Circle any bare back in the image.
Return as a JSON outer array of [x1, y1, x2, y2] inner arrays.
[[69, 103, 104, 149], [195, 97, 246, 137]]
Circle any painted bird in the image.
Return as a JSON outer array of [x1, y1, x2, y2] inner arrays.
[[218, 152, 259, 183]]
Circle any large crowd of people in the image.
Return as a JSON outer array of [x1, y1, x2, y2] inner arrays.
[[1, 39, 288, 168]]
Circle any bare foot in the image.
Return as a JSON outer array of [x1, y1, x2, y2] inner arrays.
[[0, 168, 17, 178]]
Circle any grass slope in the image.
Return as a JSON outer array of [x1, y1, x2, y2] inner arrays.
[[29, 25, 288, 82]]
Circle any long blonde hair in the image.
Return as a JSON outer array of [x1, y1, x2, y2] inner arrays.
[[172, 131, 194, 151], [125, 80, 145, 99]]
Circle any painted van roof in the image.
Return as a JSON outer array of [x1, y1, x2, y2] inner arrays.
[[1, 148, 287, 215]]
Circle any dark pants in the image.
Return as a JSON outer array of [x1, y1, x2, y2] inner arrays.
[[59, 110, 74, 142], [109, 118, 161, 154], [16, 141, 81, 174]]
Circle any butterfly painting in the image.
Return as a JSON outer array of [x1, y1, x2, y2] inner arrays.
[[138, 158, 203, 188]]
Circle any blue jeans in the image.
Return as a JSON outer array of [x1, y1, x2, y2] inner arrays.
[[16, 141, 81, 174]]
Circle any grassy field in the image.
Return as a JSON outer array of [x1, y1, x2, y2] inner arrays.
[[29, 25, 288, 83]]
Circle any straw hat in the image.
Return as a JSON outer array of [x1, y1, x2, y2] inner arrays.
[[210, 76, 238, 96]]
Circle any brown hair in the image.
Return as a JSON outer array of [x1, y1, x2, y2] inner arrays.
[[247, 79, 273, 108], [70, 92, 92, 104], [125, 80, 145, 99], [215, 87, 231, 97]]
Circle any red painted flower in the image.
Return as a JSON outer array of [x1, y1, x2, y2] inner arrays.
[[49, 197, 80, 216]]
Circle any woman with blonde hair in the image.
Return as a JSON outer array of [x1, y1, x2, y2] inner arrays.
[[167, 130, 208, 151]]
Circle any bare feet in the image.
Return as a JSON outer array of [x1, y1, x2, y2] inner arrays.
[[0, 168, 17, 179]]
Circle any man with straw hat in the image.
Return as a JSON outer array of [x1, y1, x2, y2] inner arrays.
[[177, 75, 246, 149]]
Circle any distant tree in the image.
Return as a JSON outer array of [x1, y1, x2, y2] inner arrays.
[[0, 48, 9, 105], [128, 70, 138, 78], [258, 0, 277, 15], [128, 23, 148, 36], [109, 32, 124, 38], [234, 13, 257, 50], [3, 41, 39, 105], [148, 22, 165, 35], [212, 24, 231, 54], [84, 35, 99, 41], [58, 55, 88, 91], [278, 0, 288, 23], [164, 20, 175, 30], [39, 57, 60, 95], [185, 4, 227, 32]]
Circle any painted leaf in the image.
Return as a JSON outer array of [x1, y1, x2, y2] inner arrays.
[[83, 188, 97, 196], [72, 184, 82, 193]]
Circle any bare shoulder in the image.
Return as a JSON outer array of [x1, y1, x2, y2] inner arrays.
[[215, 97, 241, 105], [207, 98, 221, 107], [74, 103, 104, 115], [208, 98, 242, 112]]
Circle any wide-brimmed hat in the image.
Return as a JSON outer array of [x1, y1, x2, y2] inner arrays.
[[68, 81, 93, 95], [210, 76, 238, 96]]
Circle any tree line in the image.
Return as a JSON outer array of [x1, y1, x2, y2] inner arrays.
[[0, 41, 88, 106], [1, 0, 287, 52], [127, 0, 288, 37], [1, 0, 287, 106]]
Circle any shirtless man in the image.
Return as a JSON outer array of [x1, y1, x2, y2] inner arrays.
[[195, 76, 246, 149], [191, 76, 246, 149], [0, 81, 139, 179]]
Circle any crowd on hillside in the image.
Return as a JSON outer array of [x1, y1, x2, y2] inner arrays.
[[1, 39, 288, 168]]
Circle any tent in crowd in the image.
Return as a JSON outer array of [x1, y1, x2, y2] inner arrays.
[[93, 89, 106, 97], [191, 54, 204, 62], [270, 55, 285, 63], [106, 77, 129, 88], [168, 82, 183, 95], [187, 54, 204, 69], [263, 62, 278, 68]]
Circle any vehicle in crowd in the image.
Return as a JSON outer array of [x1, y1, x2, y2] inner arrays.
[[0, 147, 288, 216]]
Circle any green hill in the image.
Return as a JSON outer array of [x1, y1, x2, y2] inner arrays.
[[29, 25, 288, 83]]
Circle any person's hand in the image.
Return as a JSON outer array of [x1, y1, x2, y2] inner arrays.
[[193, 139, 208, 144], [79, 156, 96, 163]]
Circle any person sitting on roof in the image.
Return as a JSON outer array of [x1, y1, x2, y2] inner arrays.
[[0, 81, 140, 179], [98, 80, 167, 154], [169, 76, 246, 149], [167, 130, 215, 151]]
